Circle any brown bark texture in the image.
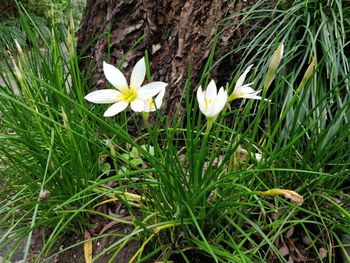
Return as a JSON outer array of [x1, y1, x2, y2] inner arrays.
[[77, 0, 257, 116]]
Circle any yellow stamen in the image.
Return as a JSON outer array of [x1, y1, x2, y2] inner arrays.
[[120, 86, 138, 103], [205, 98, 212, 110], [148, 98, 155, 109]]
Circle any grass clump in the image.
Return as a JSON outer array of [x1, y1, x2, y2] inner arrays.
[[231, 0, 350, 142], [0, 0, 86, 55]]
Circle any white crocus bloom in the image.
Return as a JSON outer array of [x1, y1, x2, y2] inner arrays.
[[84, 57, 167, 117], [144, 85, 166, 112], [229, 65, 267, 101], [197, 80, 228, 118]]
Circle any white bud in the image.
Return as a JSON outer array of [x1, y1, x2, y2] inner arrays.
[[269, 43, 284, 71]]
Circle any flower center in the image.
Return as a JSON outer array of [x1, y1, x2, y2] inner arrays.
[[122, 86, 138, 103], [204, 98, 212, 110]]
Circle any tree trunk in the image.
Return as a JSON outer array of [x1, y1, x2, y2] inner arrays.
[[77, 0, 256, 116]]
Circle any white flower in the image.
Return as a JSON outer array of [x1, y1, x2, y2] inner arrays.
[[144, 85, 166, 112], [229, 65, 267, 101], [197, 80, 228, 118], [84, 57, 167, 117], [255, 153, 262, 161]]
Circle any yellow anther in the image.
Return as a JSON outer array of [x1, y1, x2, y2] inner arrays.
[[121, 86, 137, 103], [204, 98, 212, 110]]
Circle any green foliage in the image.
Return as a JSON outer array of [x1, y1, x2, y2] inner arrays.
[[231, 0, 350, 144], [0, 10, 102, 259], [222, 0, 350, 187], [0, 18, 24, 54], [24, 0, 86, 26], [0, 0, 85, 55]]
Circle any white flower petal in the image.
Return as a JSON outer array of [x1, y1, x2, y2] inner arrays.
[[241, 86, 259, 95], [239, 83, 254, 90], [84, 89, 120, 104], [247, 95, 263, 100], [143, 98, 154, 112], [144, 100, 154, 112], [154, 86, 166, 109], [237, 87, 270, 101], [255, 153, 262, 161], [138, 82, 167, 99], [144, 88, 165, 112], [197, 83, 227, 117], [206, 103, 217, 117], [103, 101, 128, 117], [197, 86, 206, 115], [217, 87, 225, 98], [103, 61, 128, 92], [214, 88, 228, 115], [235, 64, 253, 89], [130, 99, 146, 112], [130, 57, 146, 90], [206, 79, 217, 100]]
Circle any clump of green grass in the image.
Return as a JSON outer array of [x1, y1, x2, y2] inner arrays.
[[86, 43, 349, 262], [0, 3, 349, 263], [0, 18, 25, 54], [230, 0, 350, 142], [0, 10, 116, 260], [0, 0, 86, 56]]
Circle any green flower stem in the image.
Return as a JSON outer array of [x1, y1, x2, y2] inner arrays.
[[142, 112, 153, 151], [228, 93, 238, 103], [231, 135, 241, 172], [205, 117, 214, 136], [263, 67, 276, 91], [195, 118, 214, 189], [257, 188, 283, 197], [142, 112, 150, 128]]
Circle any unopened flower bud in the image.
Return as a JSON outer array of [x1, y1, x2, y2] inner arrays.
[[61, 107, 69, 128], [304, 58, 316, 80], [296, 58, 316, 94], [279, 189, 304, 205], [13, 62, 23, 81], [14, 39, 23, 57], [70, 15, 75, 35], [258, 188, 304, 205], [269, 43, 284, 71], [264, 43, 284, 91], [67, 31, 72, 51]]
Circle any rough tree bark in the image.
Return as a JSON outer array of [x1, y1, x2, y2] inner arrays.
[[77, 0, 257, 116]]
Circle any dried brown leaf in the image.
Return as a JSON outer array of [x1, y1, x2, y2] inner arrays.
[[319, 247, 327, 259], [285, 227, 294, 238], [302, 235, 311, 245], [84, 230, 92, 263], [279, 245, 290, 256]]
